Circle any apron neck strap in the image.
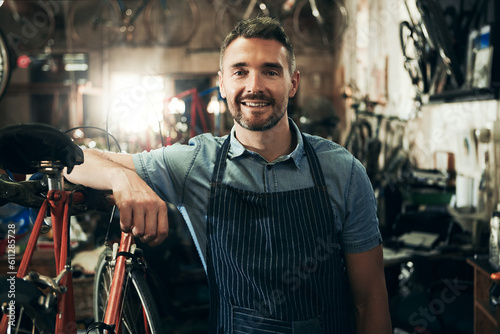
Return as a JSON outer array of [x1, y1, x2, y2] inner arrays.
[[301, 133, 327, 188]]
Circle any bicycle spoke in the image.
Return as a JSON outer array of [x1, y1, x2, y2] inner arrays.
[[101, 265, 113, 318], [16, 305, 24, 333], [120, 273, 147, 333]]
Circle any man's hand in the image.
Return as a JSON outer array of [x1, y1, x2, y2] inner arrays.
[[112, 168, 169, 246], [64, 149, 169, 246]]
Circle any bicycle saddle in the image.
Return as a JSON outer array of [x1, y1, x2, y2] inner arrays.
[[0, 123, 83, 174]]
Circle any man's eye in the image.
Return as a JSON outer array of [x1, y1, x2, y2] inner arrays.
[[234, 70, 245, 76], [268, 71, 279, 76]]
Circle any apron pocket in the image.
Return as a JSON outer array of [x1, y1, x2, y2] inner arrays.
[[232, 306, 322, 334]]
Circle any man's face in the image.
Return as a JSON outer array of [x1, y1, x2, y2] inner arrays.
[[219, 37, 299, 131]]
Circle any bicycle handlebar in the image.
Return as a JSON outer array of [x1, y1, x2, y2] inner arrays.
[[0, 173, 46, 208]]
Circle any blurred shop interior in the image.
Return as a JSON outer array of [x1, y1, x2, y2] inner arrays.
[[0, 0, 500, 333]]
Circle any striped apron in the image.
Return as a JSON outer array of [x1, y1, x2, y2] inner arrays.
[[206, 134, 352, 333]]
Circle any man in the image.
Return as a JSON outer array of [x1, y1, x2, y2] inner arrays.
[[66, 17, 391, 333]]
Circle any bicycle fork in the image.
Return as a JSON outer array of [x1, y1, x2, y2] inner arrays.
[[102, 232, 135, 334]]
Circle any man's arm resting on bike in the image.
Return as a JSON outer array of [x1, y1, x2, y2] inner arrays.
[[64, 149, 169, 246]]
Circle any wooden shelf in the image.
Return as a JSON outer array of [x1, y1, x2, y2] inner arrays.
[[476, 299, 498, 326], [467, 257, 500, 333]]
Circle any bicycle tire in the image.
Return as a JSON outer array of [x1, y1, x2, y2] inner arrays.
[[0, 29, 12, 103], [292, 0, 348, 51], [68, 0, 122, 49], [0, 277, 56, 334], [345, 119, 372, 165], [214, 0, 272, 44], [344, 123, 362, 161], [0, 1, 55, 52], [399, 20, 429, 94], [92, 247, 164, 334], [144, 0, 200, 47]]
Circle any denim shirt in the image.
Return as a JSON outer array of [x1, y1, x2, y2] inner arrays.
[[133, 119, 382, 270]]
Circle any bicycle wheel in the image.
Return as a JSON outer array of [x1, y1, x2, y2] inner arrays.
[[214, 0, 271, 44], [92, 247, 164, 334], [68, 0, 122, 49], [292, 0, 348, 51], [0, 277, 56, 333], [399, 21, 429, 94], [417, 0, 463, 88], [344, 119, 372, 165], [144, 0, 200, 47], [0, 1, 55, 52], [0, 29, 12, 103]]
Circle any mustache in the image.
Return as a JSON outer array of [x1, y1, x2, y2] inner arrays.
[[237, 93, 273, 103]]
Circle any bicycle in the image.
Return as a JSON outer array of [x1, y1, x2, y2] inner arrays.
[[68, 0, 199, 49], [0, 123, 164, 333], [343, 96, 376, 169], [164, 87, 217, 144], [213, 0, 348, 52], [399, 0, 464, 96]]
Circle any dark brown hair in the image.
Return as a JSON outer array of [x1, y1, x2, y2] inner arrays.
[[219, 17, 296, 75]]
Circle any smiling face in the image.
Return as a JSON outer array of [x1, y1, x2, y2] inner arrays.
[[219, 37, 299, 132]]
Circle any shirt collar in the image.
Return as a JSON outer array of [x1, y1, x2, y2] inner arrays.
[[228, 118, 306, 169]]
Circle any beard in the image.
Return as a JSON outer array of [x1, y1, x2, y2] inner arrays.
[[228, 92, 288, 131]]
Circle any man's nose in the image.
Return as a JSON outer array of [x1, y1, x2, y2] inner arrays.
[[246, 72, 263, 94]]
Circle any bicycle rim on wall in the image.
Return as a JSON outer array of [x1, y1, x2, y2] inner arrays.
[[68, 0, 123, 49], [0, 1, 55, 52], [144, 0, 200, 47], [214, 1, 266, 44], [293, 0, 348, 51]]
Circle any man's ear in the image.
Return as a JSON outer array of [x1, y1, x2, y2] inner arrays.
[[218, 71, 226, 99], [289, 71, 300, 98]]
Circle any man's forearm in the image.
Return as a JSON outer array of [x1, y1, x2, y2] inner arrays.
[[346, 246, 392, 334], [355, 296, 392, 334], [64, 149, 135, 190]]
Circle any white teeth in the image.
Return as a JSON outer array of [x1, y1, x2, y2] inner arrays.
[[244, 102, 269, 107]]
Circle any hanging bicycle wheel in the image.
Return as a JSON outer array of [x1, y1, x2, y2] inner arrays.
[[0, 277, 56, 334], [144, 0, 200, 47], [68, 0, 122, 49], [92, 247, 164, 334], [344, 119, 372, 166], [399, 21, 429, 94], [214, 0, 272, 44], [0, 29, 12, 103], [0, 1, 55, 52], [292, 0, 348, 51]]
